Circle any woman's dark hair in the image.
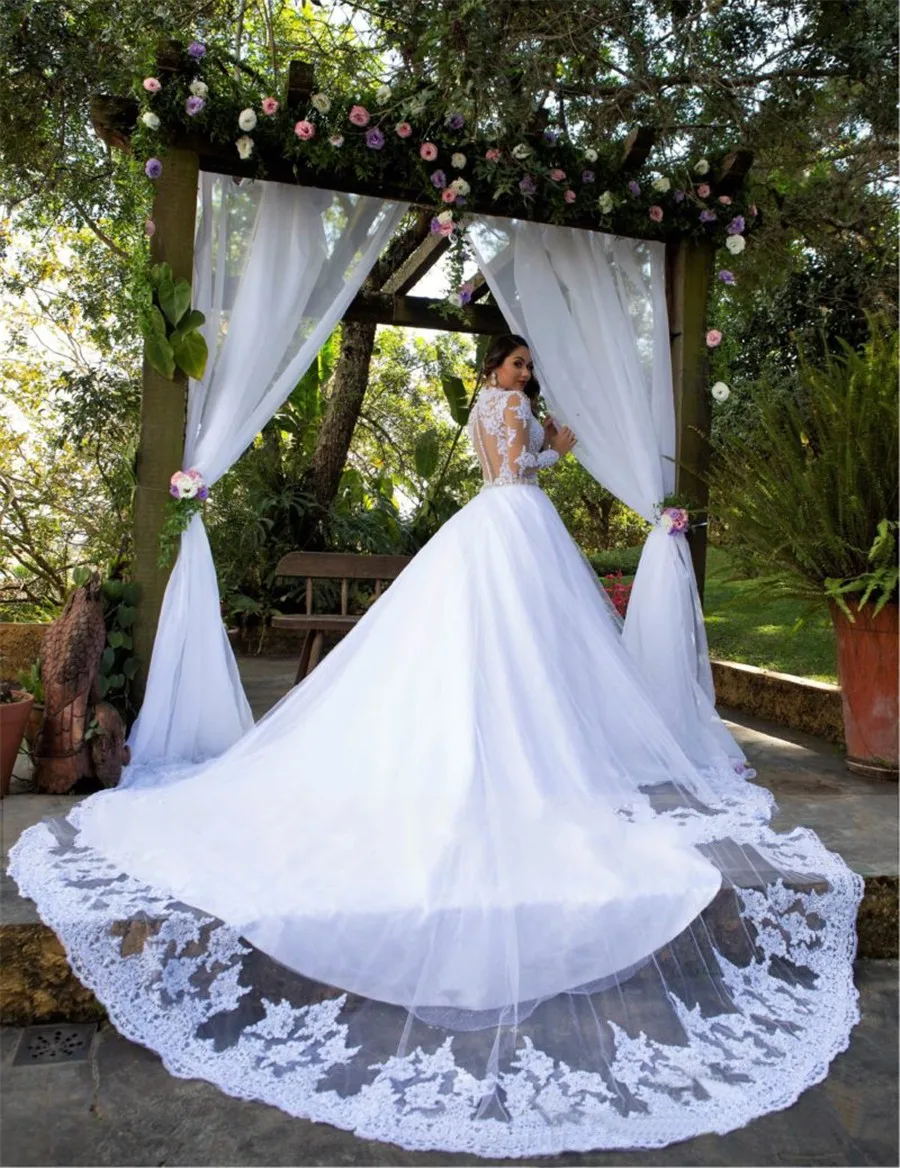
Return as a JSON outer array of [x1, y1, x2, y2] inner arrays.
[[482, 333, 541, 401]]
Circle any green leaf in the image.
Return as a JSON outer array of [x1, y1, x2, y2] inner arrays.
[[101, 646, 115, 670], [169, 310, 206, 347], [107, 629, 124, 649], [122, 583, 140, 605], [109, 674, 125, 689], [158, 274, 192, 328], [146, 331, 176, 379], [442, 374, 470, 425], [72, 567, 92, 587], [119, 633, 133, 650], [122, 657, 139, 680], [117, 604, 137, 628], [172, 329, 209, 380], [103, 579, 124, 600], [414, 429, 441, 479], [98, 674, 110, 698], [150, 262, 172, 289]]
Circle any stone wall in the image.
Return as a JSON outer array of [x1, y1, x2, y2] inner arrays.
[[711, 659, 844, 745], [0, 623, 49, 680]]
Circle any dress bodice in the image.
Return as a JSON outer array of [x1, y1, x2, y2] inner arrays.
[[467, 387, 559, 487]]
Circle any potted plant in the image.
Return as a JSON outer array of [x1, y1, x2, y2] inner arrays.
[[17, 661, 45, 750], [0, 681, 35, 797], [708, 315, 898, 777]]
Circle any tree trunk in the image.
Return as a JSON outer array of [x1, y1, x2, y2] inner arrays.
[[296, 319, 378, 549], [293, 211, 434, 549]]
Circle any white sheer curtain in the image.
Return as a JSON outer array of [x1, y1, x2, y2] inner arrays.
[[127, 176, 407, 775], [468, 219, 744, 770]]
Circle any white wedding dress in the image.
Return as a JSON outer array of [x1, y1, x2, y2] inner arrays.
[[11, 387, 862, 1157]]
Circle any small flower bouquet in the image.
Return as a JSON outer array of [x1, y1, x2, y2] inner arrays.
[[158, 469, 209, 567], [655, 493, 698, 536]]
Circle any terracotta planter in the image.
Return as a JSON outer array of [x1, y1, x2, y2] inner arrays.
[[830, 600, 898, 778], [24, 702, 44, 750], [0, 691, 35, 797]]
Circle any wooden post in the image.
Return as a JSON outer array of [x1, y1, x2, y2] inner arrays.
[[131, 148, 200, 697], [665, 237, 716, 601]]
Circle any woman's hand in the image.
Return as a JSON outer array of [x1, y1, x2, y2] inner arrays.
[[549, 425, 577, 456], [541, 416, 558, 451]]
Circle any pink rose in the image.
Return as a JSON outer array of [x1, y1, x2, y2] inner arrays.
[[431, 217, 454, 237], [697, 183, 711, 199], [718, 194, 732, 205], [348, 105, 370, 127], [261, 97, 279, 116], [419, 141, 438, 161], [706, 329, 723, 347], [649, 205, 664, 222], [564, 190, 576, 204], [441, 188, 457, 203], [395, 121, 412, 138], [485, 148, 502, 162], [144, 218, 156, 236], [749, 203, 758, 217], [550, 168, 566, 182], [142, 77, 161, 93], [294, 120, 316, 140]]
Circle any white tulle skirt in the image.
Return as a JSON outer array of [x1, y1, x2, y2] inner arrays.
[[10, 483, 862, 1157]]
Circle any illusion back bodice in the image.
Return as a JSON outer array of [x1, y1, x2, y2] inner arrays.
[[467, 387, 559, 487]]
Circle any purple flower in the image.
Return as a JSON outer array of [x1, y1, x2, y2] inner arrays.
[[455, 195, 467, 206], [718, 269, 736, 285], [144, 158, 162, 179], [727, 215, 745, 235], [627, 180, 640, 197], [365, 127, 385, 150], [430, 169, 447, 189], [674, 189, 685, 202], [185, 96, 205, 116], [187, 41, 206, 59], [458, 281, 475, 305], [699, 209, 717, 223], [543, 129, 558, 145], [519, 175, 537, 195], [446, 112, 464, 130], [197, 486, 209, 501], [581, 169, 595, 184]]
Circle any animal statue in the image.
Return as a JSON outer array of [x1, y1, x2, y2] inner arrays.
[[34, 575, 130, 792]]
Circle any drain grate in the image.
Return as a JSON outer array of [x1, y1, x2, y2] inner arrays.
[[13, 1023, 97, 1066]]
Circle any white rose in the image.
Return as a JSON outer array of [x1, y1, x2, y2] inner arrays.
[[171, 472, 198, 499], [436, 210, 454, 225], [141, 111, 161, 130], [328, 134, 344, 147], [652, 176, 671, 192], [512, 143, 531, 160], [238, 108, 258, 131], [725, 234, 746, 255], [451, 152, 467, 169], [450, 178, 470, 196], [598, 191, 614, 214], [584, 148, 598, 162], [235, 135, 254, 159], [694, 158, 710, 175], [376, 84, 392, 103], [311, 92, 331, 113], [711, 382, 730, 402], [189, 79, 208, 98]]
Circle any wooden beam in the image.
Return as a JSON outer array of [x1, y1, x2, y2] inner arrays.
[[381, 233, 450, 295], [665, 237, 716, 601], [620, 126, 658, 172], [131, 148, 199, 698], [343, 292, 509, 334], [714, 148, 755, 196], [287, 60, 315, 108]]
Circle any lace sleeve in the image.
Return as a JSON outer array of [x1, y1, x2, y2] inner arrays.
[[502, 391, 560, 481]]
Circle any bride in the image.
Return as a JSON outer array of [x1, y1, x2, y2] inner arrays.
[[11, 334, 862, 1157]]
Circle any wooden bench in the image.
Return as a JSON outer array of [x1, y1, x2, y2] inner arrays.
[[272, 551, 412, 684]]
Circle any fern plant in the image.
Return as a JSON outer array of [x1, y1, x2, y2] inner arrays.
[[708, 315, 898, 618]]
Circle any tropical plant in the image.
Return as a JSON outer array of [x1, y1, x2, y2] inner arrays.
[[708, 315, 898, 617]]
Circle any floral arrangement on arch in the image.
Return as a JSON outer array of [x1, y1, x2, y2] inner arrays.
[[135, 36, 754, 398], [158, 468, 209, 568]]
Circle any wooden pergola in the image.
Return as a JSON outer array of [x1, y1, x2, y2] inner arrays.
[[92, 54, 753, 693]]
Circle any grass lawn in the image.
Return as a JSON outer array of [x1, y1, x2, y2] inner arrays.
[[702, 546, 838, 683]]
